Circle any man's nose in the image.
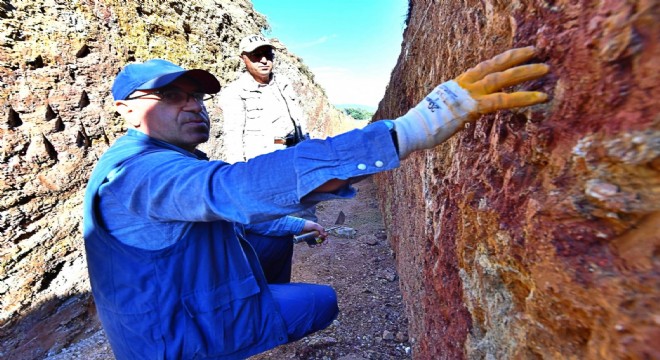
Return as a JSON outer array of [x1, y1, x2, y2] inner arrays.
[[184, 95, 204, 111]]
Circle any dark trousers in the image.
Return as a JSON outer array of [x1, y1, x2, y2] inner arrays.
[[245, 232, 294, 284], [269, 283, 339, 342], [246, 232, 339, 341]]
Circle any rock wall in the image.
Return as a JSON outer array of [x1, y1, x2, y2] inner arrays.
[[374, 0, 659, 359], [0, 0, 350, 357]]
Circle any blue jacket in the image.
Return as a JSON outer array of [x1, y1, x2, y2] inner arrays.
[[83, 123, 399, 359]]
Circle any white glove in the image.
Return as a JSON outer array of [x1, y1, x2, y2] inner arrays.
[[393, 46, 550, 159]]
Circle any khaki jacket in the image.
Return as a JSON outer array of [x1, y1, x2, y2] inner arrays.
[[219, 72, 308, 163]]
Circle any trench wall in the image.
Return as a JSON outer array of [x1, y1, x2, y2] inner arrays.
[[374, 1, 659, 359]]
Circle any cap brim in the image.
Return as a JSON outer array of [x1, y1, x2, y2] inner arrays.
[[137, 69, 221, 94]]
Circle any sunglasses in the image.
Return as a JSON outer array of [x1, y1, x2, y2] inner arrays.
[[126, 88, 214, 106], [246, 48, 275, 61]]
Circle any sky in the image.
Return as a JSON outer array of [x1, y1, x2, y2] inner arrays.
[[251, 0, 409, 109]]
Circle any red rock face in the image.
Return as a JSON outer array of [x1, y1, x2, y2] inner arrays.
[[375, 0, 659, 359]]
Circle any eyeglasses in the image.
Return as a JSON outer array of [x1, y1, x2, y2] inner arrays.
[[126, 88, 215, 106]]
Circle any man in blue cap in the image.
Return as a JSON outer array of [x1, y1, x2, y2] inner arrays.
[[84, 49, 550, 359], [108, 59, 320, 285]]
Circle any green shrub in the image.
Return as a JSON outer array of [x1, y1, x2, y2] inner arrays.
[[344, 107, 373, 120]]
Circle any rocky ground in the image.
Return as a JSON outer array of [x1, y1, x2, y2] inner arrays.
[[46, 177, 412, 360]]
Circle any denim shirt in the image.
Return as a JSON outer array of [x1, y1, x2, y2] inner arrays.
[[82, 121, 399, 359]]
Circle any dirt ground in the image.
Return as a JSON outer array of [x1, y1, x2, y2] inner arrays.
[[47, 177, 411, 360]]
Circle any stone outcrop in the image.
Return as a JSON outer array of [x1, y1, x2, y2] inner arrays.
[[0, 1, 350, 357], [374, 0, 659, 359]]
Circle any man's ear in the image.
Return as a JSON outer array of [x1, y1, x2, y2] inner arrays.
[[115, 100, 141, 128]]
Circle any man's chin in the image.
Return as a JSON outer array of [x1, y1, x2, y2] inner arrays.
[[193, 132, 210, 144], [185, 126, 210, 144]]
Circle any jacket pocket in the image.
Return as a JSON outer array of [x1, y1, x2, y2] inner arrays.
[[181, 276, 261, 357], [243, 96, 263, 118], [95, 305, 165, 360]]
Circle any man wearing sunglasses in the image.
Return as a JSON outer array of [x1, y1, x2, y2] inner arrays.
[[219, 35, 319, 287], [219, 34, 310, 165], [84, 47, 549, 359]]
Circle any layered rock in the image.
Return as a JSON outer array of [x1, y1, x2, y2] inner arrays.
[[374, 0, 659, 359], [0, 0, 349, 357]]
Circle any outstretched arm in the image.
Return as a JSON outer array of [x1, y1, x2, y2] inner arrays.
[[310, 47, 549, 192]]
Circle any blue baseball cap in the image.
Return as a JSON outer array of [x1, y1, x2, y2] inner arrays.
[[111, 59, 221, 101]]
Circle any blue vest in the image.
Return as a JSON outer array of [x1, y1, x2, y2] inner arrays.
[[83, 135, 287, 359]]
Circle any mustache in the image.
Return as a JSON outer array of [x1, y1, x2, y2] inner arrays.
[[183, 111, 209, 123]]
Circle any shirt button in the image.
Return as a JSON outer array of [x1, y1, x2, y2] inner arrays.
[[357, 163, 367, 170], [375, 160, 384, 168]]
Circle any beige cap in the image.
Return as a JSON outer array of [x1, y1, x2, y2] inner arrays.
[[239, 34, 273, 54]]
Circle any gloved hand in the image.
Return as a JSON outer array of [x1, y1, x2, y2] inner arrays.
[[392, 46, 550, 159]]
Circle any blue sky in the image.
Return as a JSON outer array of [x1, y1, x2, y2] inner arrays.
[[251, 0, 409, 109]]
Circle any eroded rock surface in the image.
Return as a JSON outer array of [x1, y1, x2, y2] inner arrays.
[[374, 0, 659, 359]]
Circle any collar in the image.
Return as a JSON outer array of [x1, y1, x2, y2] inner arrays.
[[240, 72, 277, 91]]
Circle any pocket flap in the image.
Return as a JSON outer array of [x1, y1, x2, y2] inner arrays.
[[182, 276, 260, 316]]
